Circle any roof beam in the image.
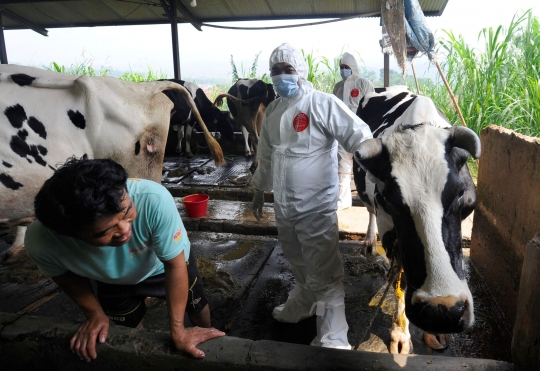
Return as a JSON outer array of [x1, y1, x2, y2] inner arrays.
[[0, 8, 48, 36], [0, 0, 76, 3], [171, 0, 202, 31]]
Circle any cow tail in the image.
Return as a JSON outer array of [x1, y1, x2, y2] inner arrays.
[[165, 83, 225, 167], [213, 94, 227, 107], [214, 93, 264, 107]]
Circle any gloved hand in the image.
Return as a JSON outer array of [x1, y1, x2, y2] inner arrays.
[[252, 189, 264, 221]]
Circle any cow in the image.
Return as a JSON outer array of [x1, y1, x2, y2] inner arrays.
[[214, 78, 276, 172], [0, 64, 224, 262], [352, 86, 480, 354], [160, 79, 236, 157]]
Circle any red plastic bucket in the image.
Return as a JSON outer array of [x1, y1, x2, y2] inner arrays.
[[182, 194, 209, 218]]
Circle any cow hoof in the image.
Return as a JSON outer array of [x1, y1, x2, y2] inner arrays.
[[362, 240, 376, 256], [245, 151, 252, 157], [1, 245, 25, 265], [423, 332, 448, 350]]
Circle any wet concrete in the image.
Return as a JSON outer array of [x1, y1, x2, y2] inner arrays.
[[0, 153, 513, 369]]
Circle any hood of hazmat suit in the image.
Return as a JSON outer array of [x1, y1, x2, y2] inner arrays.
[[333, 52, 375, 112], [253, 42, 373, 349]]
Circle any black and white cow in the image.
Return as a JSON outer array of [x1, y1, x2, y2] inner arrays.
[[214, 78, 276, 172], [0, 65, 223, 262], [161, 79, 236, 157], [353, 86, 480, 354]]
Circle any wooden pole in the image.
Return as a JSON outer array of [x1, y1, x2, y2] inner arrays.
[[433, 57, 467, 128], [410, 61, 420, 95]]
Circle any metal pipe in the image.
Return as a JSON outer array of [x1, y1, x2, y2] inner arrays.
[[170, 1, 181, 79], [0, 13, 8, 64]]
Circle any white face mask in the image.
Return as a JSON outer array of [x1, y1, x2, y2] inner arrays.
[[340, 69, 352, 80], [271, 74, 300, 98]]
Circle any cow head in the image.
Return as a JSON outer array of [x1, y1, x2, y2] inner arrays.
[[213, 109, 236, 142], [355, 124, 481, 334]]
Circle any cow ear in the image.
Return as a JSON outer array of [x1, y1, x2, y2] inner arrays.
[[354, 138, 389, 181], [450, 126, 481, 159]]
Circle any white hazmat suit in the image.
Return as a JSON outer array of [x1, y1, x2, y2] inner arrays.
[[252, 43, 372, 349], [333, 52, 375, 210]]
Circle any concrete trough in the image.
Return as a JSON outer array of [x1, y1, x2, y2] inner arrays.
[[1, 312, 513, 371]]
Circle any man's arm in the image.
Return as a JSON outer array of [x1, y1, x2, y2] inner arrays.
[[163, 251, 224, 358], [51, 271, 109, 362]]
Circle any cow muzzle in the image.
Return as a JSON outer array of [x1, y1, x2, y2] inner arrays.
[[406, 294, 473, 334]]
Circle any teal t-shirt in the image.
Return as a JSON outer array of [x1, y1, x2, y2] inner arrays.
[[25, 178, 190, 285]]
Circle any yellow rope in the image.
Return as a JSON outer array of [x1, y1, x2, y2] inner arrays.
[[394, 269, 407, 330]]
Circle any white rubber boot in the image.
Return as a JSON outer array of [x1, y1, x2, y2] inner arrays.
[[272, 284, 317, 323], [309, 285, 351, 349], [337, 172, 352, 210]]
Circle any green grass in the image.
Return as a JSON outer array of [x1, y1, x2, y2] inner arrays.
[[419, 9, 540, 138]]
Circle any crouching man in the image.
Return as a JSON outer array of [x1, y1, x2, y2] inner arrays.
[[25, 157, 224, 362]]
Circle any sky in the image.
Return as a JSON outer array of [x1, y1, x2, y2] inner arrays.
[[5, 0, 540, 84]]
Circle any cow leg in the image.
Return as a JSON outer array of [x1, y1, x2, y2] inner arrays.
[[362, 212, 378, 255], [1, 225, 27, 263], [247, 128, 259, 173], [185, 124, 194, 158], [241, 126, 252, 157], [389, 268, 412, 354], [176, 124, 185, 154]]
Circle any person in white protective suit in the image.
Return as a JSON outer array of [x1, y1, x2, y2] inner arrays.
[[251, 43, 372, 349], [332, 52, 375, 210]]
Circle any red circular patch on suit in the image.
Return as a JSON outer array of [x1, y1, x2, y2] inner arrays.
[[293, 113, 309, 132], [350, 88, 360, 98]]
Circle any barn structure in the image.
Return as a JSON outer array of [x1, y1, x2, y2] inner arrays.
[[3, 1, 538, 370], [0, 0, 449, 84]]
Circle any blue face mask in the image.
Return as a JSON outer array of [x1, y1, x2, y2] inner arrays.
[[271, 74, 300, 98], [340, 69, 352, 80]]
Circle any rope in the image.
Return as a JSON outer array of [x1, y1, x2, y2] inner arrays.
[[200, 12, 381, 31], [394, 269, 407, 331]]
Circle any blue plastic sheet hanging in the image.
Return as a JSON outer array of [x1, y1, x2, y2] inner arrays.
[[404, 0, 436, 61]]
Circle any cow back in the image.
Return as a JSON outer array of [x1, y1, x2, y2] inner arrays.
[[0, 65, 175, 225]]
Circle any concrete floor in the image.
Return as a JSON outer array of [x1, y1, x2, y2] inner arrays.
[[0, 153, 513, 367]]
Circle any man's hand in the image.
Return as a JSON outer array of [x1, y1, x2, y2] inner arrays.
[[172, 326, 225, 358], [70, 310, 110, 362], [252, 189, 265, 221]]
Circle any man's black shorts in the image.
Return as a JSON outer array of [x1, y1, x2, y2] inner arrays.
[[96, 251, 207, 328]]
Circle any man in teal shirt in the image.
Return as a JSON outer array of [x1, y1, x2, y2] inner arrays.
[[25, 157, 224, 362]]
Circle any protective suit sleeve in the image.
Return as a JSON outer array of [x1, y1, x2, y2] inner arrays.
[[332, 81, 341, 96], [318, 94, 373, 154], [358, 78, 375, 97], [251, 112, 273, 192]]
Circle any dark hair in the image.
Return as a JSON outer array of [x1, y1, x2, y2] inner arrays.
[[34, 157, 128, 236]]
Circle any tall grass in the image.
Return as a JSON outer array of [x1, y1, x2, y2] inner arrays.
[[425, 10, 540, 137], [44, 59, 110, 76], [230, 51, 270, 83], [118, 66, 168, 82]]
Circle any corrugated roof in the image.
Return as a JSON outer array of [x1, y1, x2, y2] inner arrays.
[[0, 0, 449, 32]]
